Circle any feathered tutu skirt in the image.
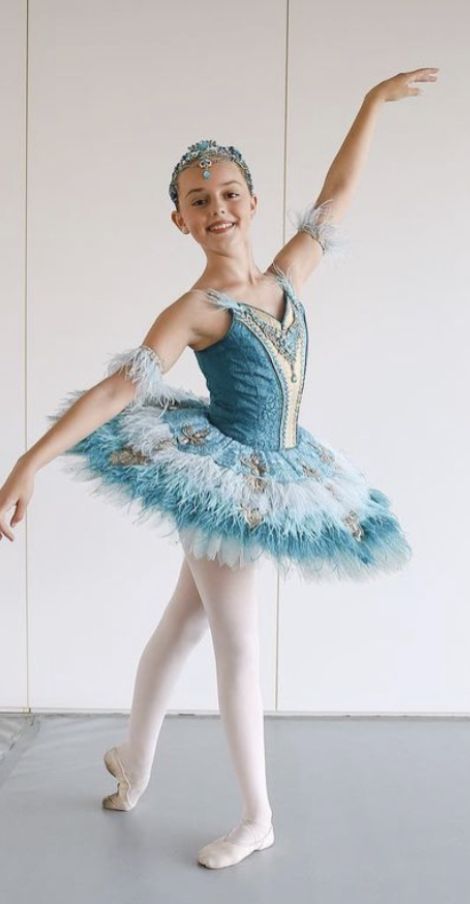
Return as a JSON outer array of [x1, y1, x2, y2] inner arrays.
[[47, 382, 412, 583]]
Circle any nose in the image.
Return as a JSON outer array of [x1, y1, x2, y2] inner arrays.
[[209, 196, 226, 210]]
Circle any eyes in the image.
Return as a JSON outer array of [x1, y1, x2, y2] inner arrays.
[[192, 192, 240, 206]]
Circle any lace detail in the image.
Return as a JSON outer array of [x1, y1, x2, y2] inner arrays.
[[202, 270, 304, 383], [234, 297, 301, 382]]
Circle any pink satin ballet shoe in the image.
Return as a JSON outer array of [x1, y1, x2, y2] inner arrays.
[[197, 821, 275, 869], [102, 746, 148, 811]]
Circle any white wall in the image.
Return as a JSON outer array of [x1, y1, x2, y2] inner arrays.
[[1, 0, 468, 715], [0, 0, 28, 710]]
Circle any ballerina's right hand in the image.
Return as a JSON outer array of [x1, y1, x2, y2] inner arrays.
[[0, 460, 35, 543]]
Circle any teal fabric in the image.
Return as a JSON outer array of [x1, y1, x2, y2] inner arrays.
[[195, 311, 293, 450], [47, 268, 412, 582]]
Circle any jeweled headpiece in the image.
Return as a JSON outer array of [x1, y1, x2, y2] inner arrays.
[[168, 139, 254, 209]]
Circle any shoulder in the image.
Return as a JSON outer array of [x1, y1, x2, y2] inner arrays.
[[157, 290, 208, 326], [162, 289, 231, 350], [168, 288, 221, 323]]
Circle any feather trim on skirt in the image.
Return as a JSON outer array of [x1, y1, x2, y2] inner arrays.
[[47, 389, 413, 583]]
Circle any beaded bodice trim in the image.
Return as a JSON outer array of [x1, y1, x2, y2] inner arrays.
[[203, 267, 307, 449]]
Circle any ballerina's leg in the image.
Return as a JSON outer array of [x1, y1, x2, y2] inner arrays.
[[109, 553, 209, 798], [184, 549, 274, 867]]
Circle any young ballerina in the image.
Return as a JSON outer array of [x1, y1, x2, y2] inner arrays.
[[0, 68, 438, 869]]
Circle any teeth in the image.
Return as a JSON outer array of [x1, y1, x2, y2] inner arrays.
[[209, 223, 234, 232]]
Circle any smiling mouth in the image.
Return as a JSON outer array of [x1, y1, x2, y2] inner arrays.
[[207, 223, 236, 233]]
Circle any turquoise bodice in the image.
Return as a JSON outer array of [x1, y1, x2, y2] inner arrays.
[[194, 273, 308, 452]]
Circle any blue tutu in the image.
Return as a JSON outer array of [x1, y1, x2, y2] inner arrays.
[[47, 258, 412, 583]]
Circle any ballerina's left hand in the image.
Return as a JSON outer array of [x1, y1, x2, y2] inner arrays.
[[367, 68, 440, 103]]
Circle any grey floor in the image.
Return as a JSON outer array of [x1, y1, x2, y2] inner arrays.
[[0, 713, 469, 903]]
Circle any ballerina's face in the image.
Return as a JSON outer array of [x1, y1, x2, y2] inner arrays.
[[171, 159, 257, 248]]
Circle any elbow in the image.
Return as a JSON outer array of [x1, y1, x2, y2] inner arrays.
[[98, 373, 137, 407]]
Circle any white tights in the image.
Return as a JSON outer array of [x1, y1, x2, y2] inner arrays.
[[117, 548, 273, 834]]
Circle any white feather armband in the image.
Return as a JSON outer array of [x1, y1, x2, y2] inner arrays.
[[105, 344, 167, 406], [288, 199, 351, 260], [105, 342, 208, 415]]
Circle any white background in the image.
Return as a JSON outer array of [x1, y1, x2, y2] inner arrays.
[[1, 0, 468, 714]]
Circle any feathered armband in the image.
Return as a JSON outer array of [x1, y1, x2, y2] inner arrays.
[[288, 199, 351, 262], [105, 344, 208, 413]]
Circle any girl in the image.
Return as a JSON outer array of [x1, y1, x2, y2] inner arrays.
[[0, 68, 438, 869]]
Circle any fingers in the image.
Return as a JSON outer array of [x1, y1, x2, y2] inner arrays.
[[408, 68, 440, 81], [403, 68, 439, 97], [0, 500, 17, 542], [12, 500, 25, 525], [0, 519, 15, 542]]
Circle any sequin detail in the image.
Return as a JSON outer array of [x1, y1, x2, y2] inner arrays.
[[177, 425, 211, 446], [238, 301, 300, 383], [343, 511, 365, 541], [240, 452, 269, 494], [109, 447, 152, 466], [240, 452, 267, 475], [301, 462, 322, 479], [307, 440, 335, 465], [240, 505, 264, 528]]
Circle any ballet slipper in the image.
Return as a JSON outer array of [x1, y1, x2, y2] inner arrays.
[[197, 821, 275, 869], [102, 746, 149, 811]]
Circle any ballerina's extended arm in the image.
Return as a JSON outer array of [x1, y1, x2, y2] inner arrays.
[[0, 293, 206, 541], [273, 68, 439, 289]]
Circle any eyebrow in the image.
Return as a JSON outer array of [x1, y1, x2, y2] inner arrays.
[[184, 179, 243, 199]]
